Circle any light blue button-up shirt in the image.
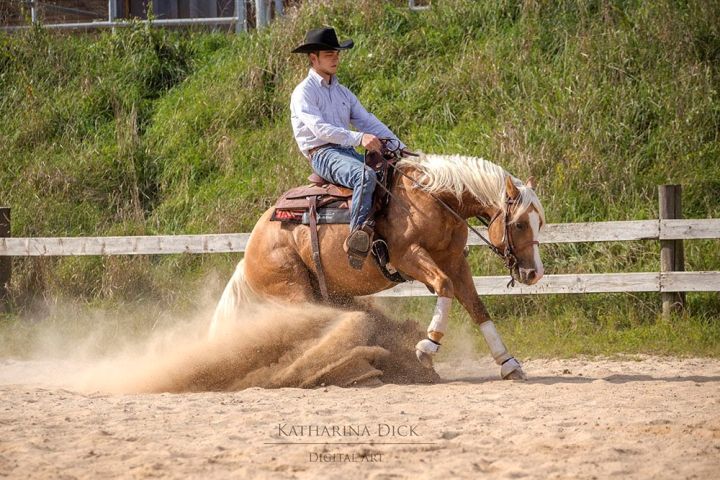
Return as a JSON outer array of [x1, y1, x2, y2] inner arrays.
[[290, 69, 404, 158]]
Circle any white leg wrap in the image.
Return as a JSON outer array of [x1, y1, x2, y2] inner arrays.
[[415, 296, 452, 369], [427, 296, 452, 334], [479, 321, 513, 365]]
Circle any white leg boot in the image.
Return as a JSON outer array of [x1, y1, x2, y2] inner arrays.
[[479, 321, 526, 380], [415, 297, 452, 368]]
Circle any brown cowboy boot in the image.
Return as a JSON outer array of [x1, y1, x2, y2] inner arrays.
[[343, 223, 374, 270]]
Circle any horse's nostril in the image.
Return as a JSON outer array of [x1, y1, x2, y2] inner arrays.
[[525, 270, 537, 282]]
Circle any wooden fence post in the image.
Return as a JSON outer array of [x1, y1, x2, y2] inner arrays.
[[255, 0, 268, 29], [0, 207, 10, 313], [235, 0, 247, 33], [659, 185, 685, 317]]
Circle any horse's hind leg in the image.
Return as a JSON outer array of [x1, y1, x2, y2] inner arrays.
[[267, 311, 388, 388], [245, 247, 319, 303], [243, 211, 324, 303]]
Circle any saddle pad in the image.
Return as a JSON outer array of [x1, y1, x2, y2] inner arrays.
[[302, 208, 351, 224], [271, 207, 351, 225]]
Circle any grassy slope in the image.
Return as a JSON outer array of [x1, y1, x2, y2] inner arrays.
[[0, 0, 718, 356]]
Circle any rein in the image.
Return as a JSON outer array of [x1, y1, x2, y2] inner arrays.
[[378, 139, 536, 288]]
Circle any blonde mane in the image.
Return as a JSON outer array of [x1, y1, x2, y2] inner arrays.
[[397, 153, 545, 224]]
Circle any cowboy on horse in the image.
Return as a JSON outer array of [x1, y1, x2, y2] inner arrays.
[[290, 27, 409, 269], [208, 27, 546, 383]]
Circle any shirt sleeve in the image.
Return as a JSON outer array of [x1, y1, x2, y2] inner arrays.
[[291, 87, 364, 147], [347, 90, 406, 150]]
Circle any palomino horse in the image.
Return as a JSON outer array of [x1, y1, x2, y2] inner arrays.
[[209, 153, 545, 380]]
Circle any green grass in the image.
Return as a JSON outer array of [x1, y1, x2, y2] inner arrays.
[[0, 0, 719, 357]]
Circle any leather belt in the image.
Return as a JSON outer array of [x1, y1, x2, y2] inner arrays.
[[307, 143, 339, 159]]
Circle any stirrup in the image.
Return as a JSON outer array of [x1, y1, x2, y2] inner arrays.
[[344, 228, 373, 270]]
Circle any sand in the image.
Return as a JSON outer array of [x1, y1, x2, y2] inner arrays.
[[1, 355, 718, 479], [0, 303, 718, 478]]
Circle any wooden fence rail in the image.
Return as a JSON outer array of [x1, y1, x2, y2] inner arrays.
[[0, 219, 718, 256], [0, 219, 718, 299], [0, 183, 719, 309], [376, 272, 720, 297]]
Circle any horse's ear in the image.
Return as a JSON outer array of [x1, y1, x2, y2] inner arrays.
[[505, 175, 520, 200], [526, 176, 537, 190]]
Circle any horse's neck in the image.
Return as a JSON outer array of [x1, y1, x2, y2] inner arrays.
[[455, 191, 502, 220], [394, 168, 501, 220]]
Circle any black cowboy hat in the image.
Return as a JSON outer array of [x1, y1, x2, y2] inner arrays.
[[291, 27, 354, 54]]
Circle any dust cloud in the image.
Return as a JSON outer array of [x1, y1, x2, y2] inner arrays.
[[74, 302, 439, 393]]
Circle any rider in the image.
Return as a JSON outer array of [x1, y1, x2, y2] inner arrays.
[[290, 27, 406, 269]]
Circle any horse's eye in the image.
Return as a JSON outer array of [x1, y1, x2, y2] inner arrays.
[[515, 223, 525, 230]]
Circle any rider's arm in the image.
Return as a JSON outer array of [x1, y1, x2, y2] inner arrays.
[[291, 88, 364, 147], [347, 89, 406, 150]]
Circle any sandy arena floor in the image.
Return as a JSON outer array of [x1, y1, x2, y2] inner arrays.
[[1, 356, 718, 479]]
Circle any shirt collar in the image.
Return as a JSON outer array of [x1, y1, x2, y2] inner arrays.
[[308, 68, 336, 87]]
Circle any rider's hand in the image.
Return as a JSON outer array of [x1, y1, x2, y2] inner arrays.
[[361, 133, 382, 152]]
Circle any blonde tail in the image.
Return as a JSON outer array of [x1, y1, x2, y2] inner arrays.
[[208, 259, 255, 340]]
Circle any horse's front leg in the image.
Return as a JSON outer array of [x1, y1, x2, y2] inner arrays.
[[392, 244, 455, 367], [450, 257, 526, 380]]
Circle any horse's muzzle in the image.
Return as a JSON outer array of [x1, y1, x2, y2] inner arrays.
[[518, 267, 543, 285]]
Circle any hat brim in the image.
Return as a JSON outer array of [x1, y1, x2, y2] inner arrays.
[[291, 39, 354, 54]]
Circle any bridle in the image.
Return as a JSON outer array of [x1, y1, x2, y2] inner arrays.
[[377, 138, 539, 287], [477, 198, 540, 286]]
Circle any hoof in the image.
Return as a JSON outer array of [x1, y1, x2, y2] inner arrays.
[[504, 368, 527, 380], [500, 357, 527, 380], [415, 349, 434, 368], [415, 338, 440, 369]]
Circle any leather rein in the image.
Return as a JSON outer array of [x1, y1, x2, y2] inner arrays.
[[378, 139, 538, 288]]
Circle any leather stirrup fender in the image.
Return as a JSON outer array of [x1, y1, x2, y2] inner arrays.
[[308, 196, 330, 301]]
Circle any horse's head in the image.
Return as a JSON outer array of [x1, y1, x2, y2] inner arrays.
[[395, 154, 545, 284], [487, 176, 545, 285]]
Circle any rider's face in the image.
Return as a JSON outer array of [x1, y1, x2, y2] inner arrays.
[[310, 50, 340, 78]]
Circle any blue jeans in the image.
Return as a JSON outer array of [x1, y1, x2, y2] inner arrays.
[[311, 146, 376, 231]]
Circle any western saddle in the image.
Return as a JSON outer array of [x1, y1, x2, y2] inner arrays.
[[270, 149, 405, 300]]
